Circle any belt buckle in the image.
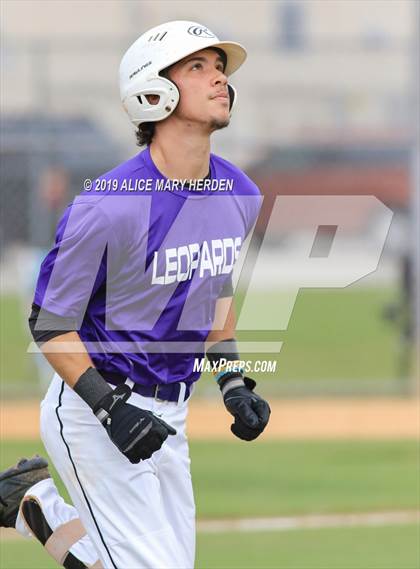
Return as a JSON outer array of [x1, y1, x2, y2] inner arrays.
[[154, 384, 166, 403]]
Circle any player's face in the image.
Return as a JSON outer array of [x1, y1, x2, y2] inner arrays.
[[166, 49, 230, 132]]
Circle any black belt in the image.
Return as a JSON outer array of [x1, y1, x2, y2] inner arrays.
[[101, 372, 192, 403]]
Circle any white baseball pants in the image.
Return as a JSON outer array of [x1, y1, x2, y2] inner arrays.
[[37, 373, 196, 569]]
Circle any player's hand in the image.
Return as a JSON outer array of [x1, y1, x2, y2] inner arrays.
[[222, 377, 271, 441], [93, 384, 176, 463]]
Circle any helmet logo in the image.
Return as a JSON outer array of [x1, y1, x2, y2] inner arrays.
[[187, 26, 215, 38], [148, 31, 168, 42], [129, 61, 152, 80]]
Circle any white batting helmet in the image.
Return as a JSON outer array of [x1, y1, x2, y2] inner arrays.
[[119, 20, 247, 127]]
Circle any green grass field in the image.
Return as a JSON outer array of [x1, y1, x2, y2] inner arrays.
[[2, 439, 418, 517], [2, 524, 419, 569], [196, 525, 420, 569], [0, 295, 34, 395], [1, 439, 418, 568], [0, 286, 405, 398]]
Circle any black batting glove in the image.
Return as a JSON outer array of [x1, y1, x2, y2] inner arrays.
[[93, 384, 176, 464], [221, 376, 271, 441]]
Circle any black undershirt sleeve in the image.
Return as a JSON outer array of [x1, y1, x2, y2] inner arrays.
[[219, 274, 233, 298], [29, 303, 78, 345]]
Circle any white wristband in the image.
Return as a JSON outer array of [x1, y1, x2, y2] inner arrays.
[[221, 377, 245, 397]]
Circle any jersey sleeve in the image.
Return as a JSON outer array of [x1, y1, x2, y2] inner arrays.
[[244, 181, 263, 237], [33, 197, 110, 326]]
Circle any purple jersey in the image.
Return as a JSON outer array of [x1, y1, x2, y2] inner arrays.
[[33, 147, 261, 387]]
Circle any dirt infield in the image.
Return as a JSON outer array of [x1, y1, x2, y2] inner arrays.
[[1, 398, 419, 440]]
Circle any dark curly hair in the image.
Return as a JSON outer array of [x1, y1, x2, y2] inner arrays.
[[135, 122, 156, 147]]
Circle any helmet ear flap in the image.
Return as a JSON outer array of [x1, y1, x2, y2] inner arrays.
[[123, 76, 180, 127], [227, 84, 237, 113]]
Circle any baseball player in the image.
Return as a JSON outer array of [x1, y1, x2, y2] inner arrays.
[[0, 20, 270, 568]]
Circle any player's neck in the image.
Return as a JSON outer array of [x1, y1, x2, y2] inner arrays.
[[150, 126, 211, 180]]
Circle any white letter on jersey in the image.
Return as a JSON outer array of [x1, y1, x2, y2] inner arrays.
[[177, 246, 190, 282], [188, 243, 200, 279], [211, 239, 224, 275], [221, 238, 234, 274], [200, 241, 214, 277], [165, 248, 178, 285], [151, 251, 164, 285]]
